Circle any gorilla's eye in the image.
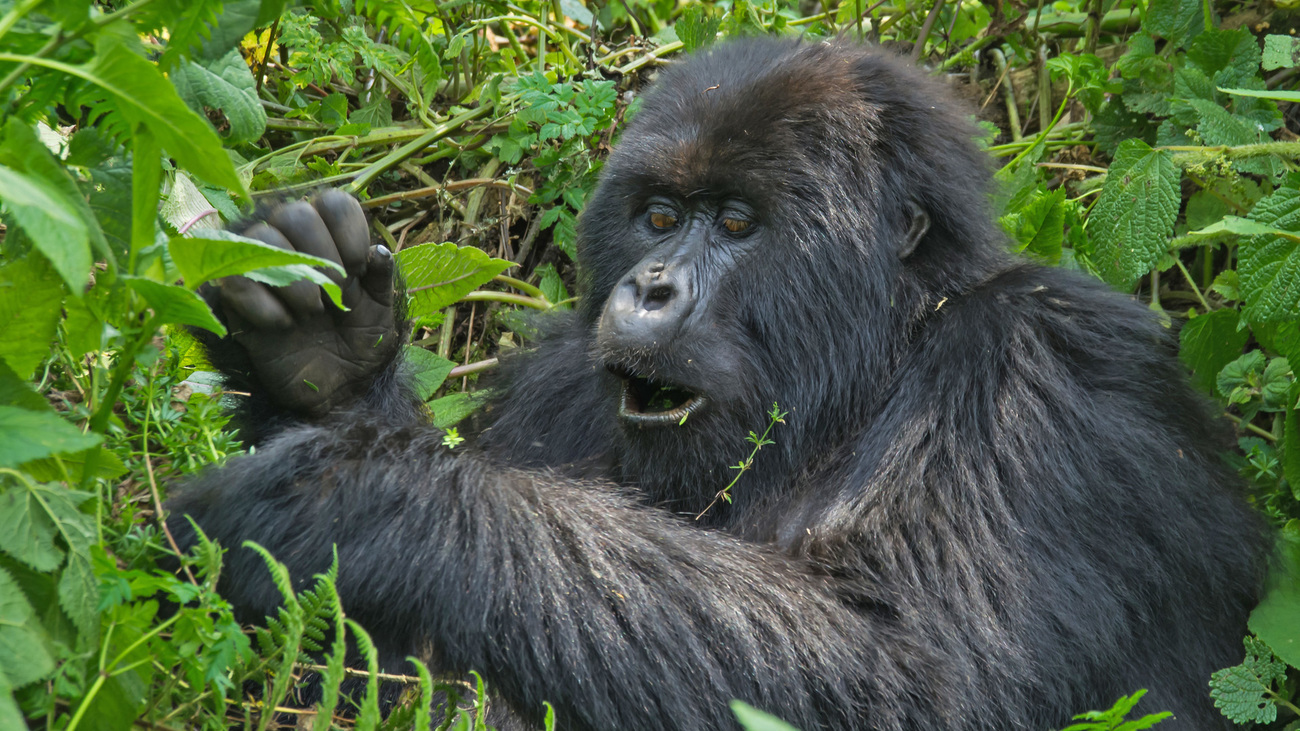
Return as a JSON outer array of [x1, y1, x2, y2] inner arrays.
[[723, 218, 751, 234], [650, 212, 677, 229]]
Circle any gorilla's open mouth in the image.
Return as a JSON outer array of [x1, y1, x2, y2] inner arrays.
[[612, 369, 707, 426]]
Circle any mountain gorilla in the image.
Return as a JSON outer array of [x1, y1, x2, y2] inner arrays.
[[169, 40, 1268, 730]]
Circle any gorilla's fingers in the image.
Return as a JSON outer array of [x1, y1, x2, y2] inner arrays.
[[360, 245, 395, 307], [313, 191, 371, 275], [220, 276, 293, 330], [243, 222, 326, 317], [266, 202, 346, 284]]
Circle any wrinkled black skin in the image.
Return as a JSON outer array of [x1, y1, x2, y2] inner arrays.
[[169, 40, 1269, 730]]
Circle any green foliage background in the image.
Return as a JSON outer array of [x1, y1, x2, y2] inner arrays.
[[0, 0, 1299, 728]]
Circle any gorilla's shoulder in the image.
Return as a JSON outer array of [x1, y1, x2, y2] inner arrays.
[[913, 263, 1176, 388]]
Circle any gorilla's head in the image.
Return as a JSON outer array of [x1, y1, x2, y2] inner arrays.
[[574, 40, 1006, 510]]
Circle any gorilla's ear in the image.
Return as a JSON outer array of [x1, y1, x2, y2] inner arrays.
[[898, 200, 931, 260]]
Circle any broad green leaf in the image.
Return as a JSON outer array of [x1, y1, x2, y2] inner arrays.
[[1250, 535, 1300, 670], [1263, 35, 1300, 70], [430, 391, 493, 429], [0, 407, 101, 468], [0, 119, 106, 288], [0, 254, 64, 379], [406, 346, 457, 401], [999, 187, 1065, 264], [0, 359, 51, 412], [125, 277, 226, 336], [242, 265, 346, 310], [1188, 216, 1296, 240], [1178, 310, 1249, 394], [1285, 406, 1300, 499], [0, 565, 55, 688], [536, 263, 571, 309], [678, 4, 722, 52], [396, 242, 514, 317], [30, 35, 250, 196], [1088, 140, 1180, 288], [171, 49, 267, 144], [1210, 636, 1288, 724], [1217, 351, 1266, 404], [0, 489, 64, 572], [0, 671, 24, 731], [731, 701, 802, 731], [59, 553, 97, 637], [168, 231, 346, 287], [1144, 0, 1203, 46], [0, 166, 90, 290], [1241, 187, 1300, 322]]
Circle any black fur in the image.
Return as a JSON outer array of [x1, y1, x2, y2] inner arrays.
[[169, 40, 1268, 730]]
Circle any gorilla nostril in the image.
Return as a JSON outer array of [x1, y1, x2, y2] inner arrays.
[[643, 285, 674, 311]]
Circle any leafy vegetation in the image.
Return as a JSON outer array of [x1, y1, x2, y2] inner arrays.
[[0, 0, 1299, 727]]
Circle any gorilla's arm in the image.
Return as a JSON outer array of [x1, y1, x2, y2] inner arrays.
[[167, 413, 933, 731]]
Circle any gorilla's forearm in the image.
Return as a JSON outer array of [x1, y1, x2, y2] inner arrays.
[[167, 414, 931, 731]]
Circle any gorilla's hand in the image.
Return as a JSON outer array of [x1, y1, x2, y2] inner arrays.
[[211, 191, 399, 417]]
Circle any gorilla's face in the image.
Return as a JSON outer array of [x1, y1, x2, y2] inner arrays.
[[594, 191, 764, 427]]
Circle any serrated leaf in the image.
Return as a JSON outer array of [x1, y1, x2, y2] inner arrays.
[[58, 553, 97, 637], [405, 346, 456, 401], [536, 263, 571, 309], [1179, 310, 1249, 394], [678, 4, 722, 52], [1000, 188, 1065, 264], [1088, 140, 1180, 287], [1240, 188, 1300, 322], [1209, 637, 1287, 724], [1220, 86, 1300, 103], [0, 489, 64, 572], [23, 446, 129, 484], [0, 406, 101, 468], [1144, 0, 1203, 46], [172, 48, 267, 144], [0, 358, 51, 413], [64, 35, 247, 196], [0, 565, 55, 688], [0, 671, 25, 731], [396, 242, 514, 317], [124, 277, 226, 336], [0, 254, 64, 380], [168, 231, 346, 287]]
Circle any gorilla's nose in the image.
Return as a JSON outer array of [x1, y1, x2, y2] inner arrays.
[[599, 261, 694, 347]]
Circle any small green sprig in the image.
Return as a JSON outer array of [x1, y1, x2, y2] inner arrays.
[[695, 403, 786, 520]]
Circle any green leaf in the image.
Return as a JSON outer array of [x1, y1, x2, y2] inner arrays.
[[731, 701, 802, 731], [124, 277, 226, 336], [59, 553, 97, 637], [0, 120, 103, 289], [1241, 188, 1300, 322], [1285, 407, 1300, 520], [0, 406, 101, 468], [1209, 636, 1288, 724], [999, 187, 1065, 264], [678, 4, 722, 52], [0, 489, 65, 572], [1179, 310, 1249, 394], [1263, 35, 1300, 70], [0, 565, 55, 688], [168, 231, 346, 287], [0, 165, 89, 290], [1220, 86, 1300, 103], [0, 671, 26, 731], [0, 254, 64, 380], [0, 358, 52, 413], [430, 391, 493, 429], [65, 35, 247, 196], [1144, 0, 1203, 46], [406, 346, 457, 401], [1088, 140, 1180, 288], [22, 446, 129, 484], [1250, 536, 1300, 669], [171, 49, 268, 144], [396, 242, 514, 317], [1218, 351, 1266, 404]]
